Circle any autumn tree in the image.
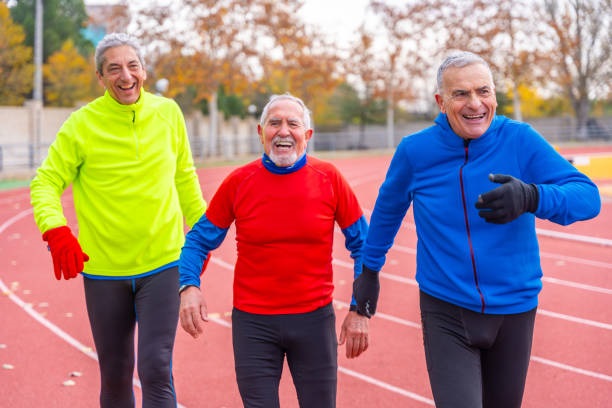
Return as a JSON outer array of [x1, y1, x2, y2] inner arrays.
[[503, 84, 571, 118], [252, 1, 342, 123], [130, 0, 261, 156], [369, 0, 438, 147], [436, 0, 549, 122], [342, 27, 387, 146], [541, 0, 612, 139], [10, 0, 94, 61], [0, 1, 34, 105], [86, 1, 131, 36], [43, 39, 98, 107], [131, 0, 342, 155]]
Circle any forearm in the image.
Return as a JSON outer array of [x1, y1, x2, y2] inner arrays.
[[178, 214, 228, 287], [536, 180, 601, 225]]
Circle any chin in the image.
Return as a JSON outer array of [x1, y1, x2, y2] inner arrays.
[[270, 152, 297, 167]]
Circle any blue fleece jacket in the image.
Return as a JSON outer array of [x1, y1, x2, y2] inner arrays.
[[363, 113, 600, 314]]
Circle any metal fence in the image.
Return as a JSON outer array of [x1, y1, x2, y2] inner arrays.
[[2, 117, 610, 177], [0, 143, 50, 174]]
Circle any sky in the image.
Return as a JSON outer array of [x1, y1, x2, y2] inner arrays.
[[84, 0, 384, 44], [296, 0, 373, 42]]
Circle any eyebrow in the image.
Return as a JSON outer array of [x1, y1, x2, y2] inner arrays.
[[106, 59, 141, 68], [451, 85, 492, 94], [268, 116, 302, 123]]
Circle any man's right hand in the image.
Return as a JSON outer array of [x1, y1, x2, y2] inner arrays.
[[42, 226, 89, 280], [179, 286, 208, 338]]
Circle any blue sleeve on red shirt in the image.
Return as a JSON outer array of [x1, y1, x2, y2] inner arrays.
[[179, 214, 229, 288], [341, 214, 368, 307]]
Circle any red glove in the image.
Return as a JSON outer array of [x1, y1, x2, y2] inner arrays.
[[200, 252, 211, 276], [42, 226, 89, 280]]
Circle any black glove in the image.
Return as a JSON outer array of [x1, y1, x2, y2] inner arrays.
[[475, 173, 539, 224], [352, 265, 380, 318]]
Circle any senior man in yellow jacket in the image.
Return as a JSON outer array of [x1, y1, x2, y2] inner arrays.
[[30, 32, 206, 408]]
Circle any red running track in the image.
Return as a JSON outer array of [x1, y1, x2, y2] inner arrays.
[[1, 146, 610, 407]]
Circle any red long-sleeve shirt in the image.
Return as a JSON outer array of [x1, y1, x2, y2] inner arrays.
[[205, 156, 363, 314]]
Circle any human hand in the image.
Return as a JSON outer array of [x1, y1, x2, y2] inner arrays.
[[476, 174, 539, 224], [42, 226, 89, 280], [339, 311, 370, 358], [353, 265, 380, 318], [179, 286, 208, 338]]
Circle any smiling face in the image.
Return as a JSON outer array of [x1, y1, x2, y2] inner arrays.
[[257, 99, 313, 167], [435, 63, 497, 139], [96, 45, 146, 105]]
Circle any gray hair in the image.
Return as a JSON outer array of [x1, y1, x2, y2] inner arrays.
[[95, 33, 145, 74], [436, 51, 494, 93], [259, 93, 312, 130]]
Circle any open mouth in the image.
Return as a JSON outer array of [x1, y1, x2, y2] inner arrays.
[[463, 113, 486, 120], [118, 83, 137, 91], [274, 138, 294, 150]]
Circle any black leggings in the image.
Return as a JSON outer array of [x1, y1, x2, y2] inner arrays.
[[232, 303, 338, 408], [83, 267, 180, 408], [420, 290, 536, 408]]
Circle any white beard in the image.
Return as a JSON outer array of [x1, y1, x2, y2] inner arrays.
[[269, 150, 298, 167], [269, 135, 299, 167]]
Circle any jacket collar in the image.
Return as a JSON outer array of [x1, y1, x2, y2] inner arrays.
[[262, 152, 307, 174]]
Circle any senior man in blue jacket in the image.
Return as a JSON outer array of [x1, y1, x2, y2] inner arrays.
[[352, 51, 601, 408]]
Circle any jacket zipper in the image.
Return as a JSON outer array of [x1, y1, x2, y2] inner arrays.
[[459, 138, 485, 313], [131, 110, 139, 159]]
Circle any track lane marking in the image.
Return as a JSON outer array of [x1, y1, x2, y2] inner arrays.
[[207, 307, 435, 406], [2, 178, 610, 406], [217, 260, 612, 387], [335, 298, 612, 382], [0, 277, 192, 406], [361, 208, 612, 247], [334, 256, 612, 297], [0, 210, 187, 408], [540, 251, 612, 270]]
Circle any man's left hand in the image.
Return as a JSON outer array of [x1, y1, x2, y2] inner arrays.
[[476, 173, 539, 224], [353, 265, 380, 318], [339, 311, 370, 358]]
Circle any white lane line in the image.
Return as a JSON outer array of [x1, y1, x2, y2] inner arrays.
[[353, 242, 612, 295], [356, 237, 612, 275], [335, 297, 612, 332], [3, 203, 610, 399], [0, 211, 187, 408], [334, 300, 421, 329], [536, 228, 612, 247], [0, 208, 32, 233], [530, 356, 612, 382], [543, 276, 612, 295], [213, 260, 612, 388], [333, 301, 612, 382], [210, 259, 434, 404], [0, 278, 98, 361], [336, 258, 612, 329], [209, 297, 612, 391], [362, 207, 612, 248], [540, 251, 612, 270], [208, 311, 434, 405], [338, 367, 435, 406], [537, 309, 612, 330], [0, 278, 187, 405]]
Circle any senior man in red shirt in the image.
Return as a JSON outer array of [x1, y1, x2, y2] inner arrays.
[[178, 93, 371, 408]]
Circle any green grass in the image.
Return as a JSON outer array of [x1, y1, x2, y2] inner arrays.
[[0, 179, 30, 190]]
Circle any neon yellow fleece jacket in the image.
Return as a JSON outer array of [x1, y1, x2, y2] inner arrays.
[[30, 89, 207, 278]]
